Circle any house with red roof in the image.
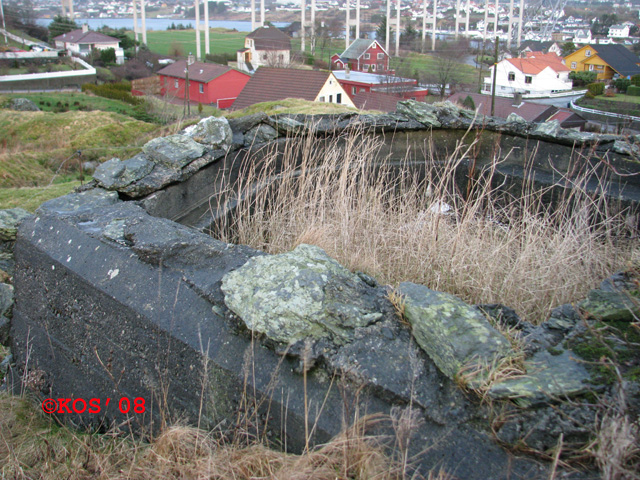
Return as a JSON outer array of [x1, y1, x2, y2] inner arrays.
[[53, 24, 125, 64], [482, 53, 573, 98], [232, 67, 355, 111], [157, 60, 251, 109]]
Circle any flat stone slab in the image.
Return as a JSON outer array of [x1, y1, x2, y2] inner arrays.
[[142, 134, 205, 169], [93, 155, 155, 190], [221, 244, 383, 344], [398, 282, 512, 380], [488, 349, 591, 405], [183, 116, 233, 151]]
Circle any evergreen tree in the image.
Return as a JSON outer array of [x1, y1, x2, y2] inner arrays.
[[376, 18, 387, 44]]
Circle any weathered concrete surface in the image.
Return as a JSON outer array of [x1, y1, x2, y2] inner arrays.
[[11, 195, 551, 480]]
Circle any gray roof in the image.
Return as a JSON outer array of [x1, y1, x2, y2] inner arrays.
[[592, 44, 640, 77], [340, 39, 387, 61], [53, 28, 119, 45]]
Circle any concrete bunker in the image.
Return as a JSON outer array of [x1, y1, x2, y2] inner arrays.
[[8, 101, 640, 479]]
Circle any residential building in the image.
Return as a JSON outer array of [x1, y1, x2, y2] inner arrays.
[[518, 41, 562, 56], [608, 24, 630, 38], [564, 44, 640, 80], [482, 54, 572, 97], [331, 39, 390, 73], [332, 70, 428, 103], [448, 92, 586, 129], [237, 26, 291, 73], [232, 67, 355, 110], [157, 60, 251, 109], [53, 24, 125, 64]]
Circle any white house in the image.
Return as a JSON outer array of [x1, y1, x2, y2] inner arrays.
[[236, 25, 291, 73], [482, 54, 573, 97], [573, 29, 592, 44], [53, 24, 124, 64], [608, 24, 630, 38]]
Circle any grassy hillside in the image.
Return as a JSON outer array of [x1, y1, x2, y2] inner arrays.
[[0, 109, 160, 208], [4, 92, 142, 117]]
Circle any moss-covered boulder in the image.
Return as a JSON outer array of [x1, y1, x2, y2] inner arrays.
[[398, 282, 512, 380], [579, 288, 640, 322], [221, 244, 383, 344]]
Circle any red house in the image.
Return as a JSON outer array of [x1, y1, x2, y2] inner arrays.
[[332, 70, 428, 103], [331, 39, 390, 73], [157, 60, 251, 109]]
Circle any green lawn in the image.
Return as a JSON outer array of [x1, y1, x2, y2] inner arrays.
[[601, 93, 640, 104], [133, 28, 246, 57], [0, 181, 81, 212], [4, 92, 141, 117], [391, 52, 484, 85]]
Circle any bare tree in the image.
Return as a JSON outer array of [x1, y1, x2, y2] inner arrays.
[[420, 39, 468, 99]]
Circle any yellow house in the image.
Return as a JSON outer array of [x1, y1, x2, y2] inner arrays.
[[564, 44, 640, 80]]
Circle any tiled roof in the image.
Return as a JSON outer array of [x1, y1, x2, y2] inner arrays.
[[447, 92, 555, 123], [507, 56, 570, 75], [547, 108, 586, 128], [591, 44, 640, 77], [246, 26, 291, 51], [232, 67, 332, 110], [352, 91, 401, 112], [157, 60, 235, 83], [53, 28, 119, 44]]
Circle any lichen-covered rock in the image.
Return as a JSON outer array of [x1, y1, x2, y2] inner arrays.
[[221, 244, 383, 344], [244, 124, 279, 146], [0, 283, 13, 318], [506, 113, 526, 124], [396, 100, 442, 128], [532, 120, 561, 137], [269, 116, 306, 135], [0, 316, 9, 346], [142, 134, 205, 169], [9, 98, 40, 111], [93, 155, 155, 190], [38, 188, 120, 216], [118, 164, 182, 198], [398, 282, 511, 379], [488, 349, 590, 405], [579, 288, 640, 321], [0, 208, 32, 242], [183, 116, 233, 151]]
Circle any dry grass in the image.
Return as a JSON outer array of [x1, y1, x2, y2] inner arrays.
[[212, 126, 638, 325], [0, 393, 432, 480]]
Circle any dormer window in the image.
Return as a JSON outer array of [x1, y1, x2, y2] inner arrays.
[[508, 72, 515, 81]]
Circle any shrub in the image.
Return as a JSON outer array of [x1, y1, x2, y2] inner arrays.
[[614, 78, 631, 93], [461, 95, 476, 110], [81, 82, 142, 106], [584, 91, 595, 99], [627, 85, 640, 96], [631, 74, 640, 87], [588, 82, 605, 96], [569, 70, 597, 87]]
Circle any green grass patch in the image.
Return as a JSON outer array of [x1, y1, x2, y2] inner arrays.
[[226, 98, 361, 118], [132, 28, 246, 57], [391, 52, 484, 86], [4, 92, 141, 117], [0, 109, 159, 188], [576, 95, 640, 116], [0, 181, 81, 212], [599, 94, 640, 105]]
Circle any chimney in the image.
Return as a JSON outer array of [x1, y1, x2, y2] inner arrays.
[[345, 64, 350, 78], [82, 24, 89, 33], [187, 53, 195, 65], [512, 91, 522, 106]]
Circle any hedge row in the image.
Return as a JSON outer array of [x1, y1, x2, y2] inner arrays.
[[627, 85, 640, 96], [82, 82, 142, 106], [631, 74, 640, 87], [587, 82, 605, 96]]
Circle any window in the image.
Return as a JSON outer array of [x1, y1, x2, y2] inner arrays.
[[364, 53, 370, 59], [199, 84, 204, 93], [571, 61, 576, 69], [174, 79, 179, 88], [319, 96, 325, 102], [262, 54, 267, 60], [586, 49, 591, 56], [597, 65, 604, 70], [371, 64, 376, 71], [372, 43, 376, 49], [329, 95, 333, 103], [378, 64, 383, 70], [589, 64, 594, 71], [352, 87, 357, 94], [337, 93, 342, 104], [508, 72, 515, 81], [377, 53, 384, 59], [524, 75, 532, 84]]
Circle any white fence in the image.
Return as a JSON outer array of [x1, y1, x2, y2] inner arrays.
[[0, 27, 50, 49], [0, 51, 59, 59], [0, 57, 95, 84], [570, 100, 640, 122]]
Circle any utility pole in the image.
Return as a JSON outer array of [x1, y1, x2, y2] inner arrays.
[[385, 0, 390, 54], [0, 0, 7, 45], [490, 36, 498, 116], [204, 0, 210, 56]]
